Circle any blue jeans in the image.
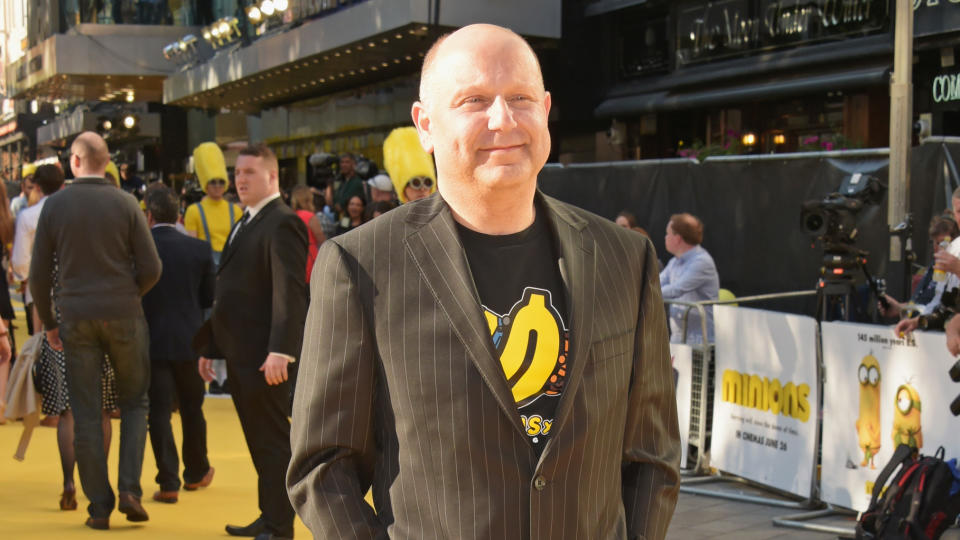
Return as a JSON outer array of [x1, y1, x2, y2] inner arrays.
[[62, 317, 150, 519]]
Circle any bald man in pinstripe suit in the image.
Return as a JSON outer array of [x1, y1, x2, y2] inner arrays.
[[288, 24, 681, 540]]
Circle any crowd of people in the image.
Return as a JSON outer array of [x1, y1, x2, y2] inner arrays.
[[0, 113, 442, 538]]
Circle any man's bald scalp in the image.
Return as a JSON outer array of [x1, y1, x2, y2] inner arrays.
[[418, 24, 544, 105], [72, 131, 110, 173]]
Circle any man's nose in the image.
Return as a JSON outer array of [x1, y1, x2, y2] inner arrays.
[[487, 96, 517, 131]]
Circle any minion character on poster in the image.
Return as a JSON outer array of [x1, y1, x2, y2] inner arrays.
[[891, 383, 923, 450], [855, 353, 882, 469]]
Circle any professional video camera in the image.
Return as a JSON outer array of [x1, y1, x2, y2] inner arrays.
[[308, 152, 338, 190], [801, 173, 888, 320]]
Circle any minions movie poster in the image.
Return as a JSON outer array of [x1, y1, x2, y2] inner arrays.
[[711, 306, 820, 497], [670, 343, 694, 469], [820, 321, 958, 512]]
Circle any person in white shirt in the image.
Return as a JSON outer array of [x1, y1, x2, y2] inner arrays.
[[11, 164, 65, 333]]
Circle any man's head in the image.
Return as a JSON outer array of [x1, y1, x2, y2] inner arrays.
[[144, 183, 179, 225], [70, 131, 110, 178], [339, 154, 356, 178], [403, 175, 433, 202], [930, 215, 959, 252], [411, 24, 551, 201], [952, 186, 960, 226], [665, 213, 703, 256], [33, 164, 65, 196], [367, 174, 396, 203], [235, 143, 279, 207]]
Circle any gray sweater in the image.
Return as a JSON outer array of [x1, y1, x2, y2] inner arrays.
[[29, 176, 162, 329]]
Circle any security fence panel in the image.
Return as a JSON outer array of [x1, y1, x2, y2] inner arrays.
[[820, 321, 959, 512], [671, 343, 694, 469], [712, 305, 819, 497]]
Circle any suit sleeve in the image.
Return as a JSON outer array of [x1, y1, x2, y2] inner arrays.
[[287, 240, 384, 539], [198, 244, 215, 310], [130, 201, 162, 296], [267, 214, 308, 358], [622, 236, 682, 540], [29, 205, 56, 330]]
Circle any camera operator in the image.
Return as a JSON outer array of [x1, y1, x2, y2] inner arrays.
[[880, 215, 958, 319]]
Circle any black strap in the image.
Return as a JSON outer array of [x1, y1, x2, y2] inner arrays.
[[869, 444, 916, 510]]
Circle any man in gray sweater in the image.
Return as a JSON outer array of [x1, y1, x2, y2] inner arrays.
[[30, 131, 162, 531]]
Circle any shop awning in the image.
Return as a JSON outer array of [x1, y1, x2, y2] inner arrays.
[[595, 64, 891, 117]]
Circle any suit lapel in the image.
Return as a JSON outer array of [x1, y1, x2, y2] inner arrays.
[[402, 196, 527, 439], [218, 198, 277, 273], [539, 194, 597, 447]]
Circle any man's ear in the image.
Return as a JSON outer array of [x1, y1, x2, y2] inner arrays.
[[411, 101, 434, 154]]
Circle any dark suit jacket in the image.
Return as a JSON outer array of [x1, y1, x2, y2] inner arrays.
[[288, 192, 681, 540], [142, 226, 215, 363], [200, 197, 308, 366]]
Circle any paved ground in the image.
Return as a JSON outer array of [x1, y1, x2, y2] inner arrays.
[[667, 481, 858, 540]]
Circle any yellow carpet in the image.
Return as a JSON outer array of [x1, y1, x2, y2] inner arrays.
[[1, 294, 313, 538]]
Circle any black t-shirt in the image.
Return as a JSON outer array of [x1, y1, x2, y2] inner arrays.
[[457, 206, 569, 455]]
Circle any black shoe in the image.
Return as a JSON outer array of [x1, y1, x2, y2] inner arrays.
[[85, 516, 109, 530], [225, 516, 266, 537]]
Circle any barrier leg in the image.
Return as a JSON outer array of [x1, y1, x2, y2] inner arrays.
[[679, 474, 817, 509], [772, 505, 857, 537]]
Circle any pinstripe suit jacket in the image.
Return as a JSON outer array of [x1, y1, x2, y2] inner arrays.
[[288, 192, 681, 540]]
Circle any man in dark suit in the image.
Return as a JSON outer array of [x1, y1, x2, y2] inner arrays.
[[142, 184, 216, 504], [288, 24, 681, 540], [197, 143, 308, 540]]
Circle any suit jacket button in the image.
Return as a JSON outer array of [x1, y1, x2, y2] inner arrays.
[[534, 475, 547, 491]]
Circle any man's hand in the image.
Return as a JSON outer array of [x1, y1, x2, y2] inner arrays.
[[259, 354, 289, 386], [894, 317, 919, 338], [934, 250, 960, 277], [46, 328, 63, 351], [878, 294, 901, 318], [946, 315, 960, 356], [198, 356, 216, 383]]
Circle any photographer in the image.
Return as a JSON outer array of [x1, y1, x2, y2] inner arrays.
[[895, 192, 960, 337], [880, 215, 958, 319]]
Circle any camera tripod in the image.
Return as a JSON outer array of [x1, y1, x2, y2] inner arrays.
[[814, 246, 886, 323]]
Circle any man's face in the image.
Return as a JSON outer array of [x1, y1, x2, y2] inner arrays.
[[370, 187, 393, 203], [339, 156, 355, 178], [234, 155, 276, 207], [206, 178, 227, 200], [413, 29, 552, 194], [665, 223, 681, 256], [22, 177, 34, 197]]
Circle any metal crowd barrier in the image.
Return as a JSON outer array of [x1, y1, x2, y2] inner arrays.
[[666, 289, 863, 536], [666, 291, 822, 510]]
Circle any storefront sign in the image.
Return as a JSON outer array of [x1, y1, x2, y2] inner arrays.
[[820, 322, 959, 511], [677, 0, 889, 65], [670, 343, 694, 469], [711, 306, 819, 497], [932, 72, 960, 103], [914, 0, 960, 38]]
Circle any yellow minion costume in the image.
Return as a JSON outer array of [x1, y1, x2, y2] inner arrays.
[[383, 127, 437, 203], [104, 161, 120, 187], [183, 142, 240, 263], [21, 162, 37, 180]]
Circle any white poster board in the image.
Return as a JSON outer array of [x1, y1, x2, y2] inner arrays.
[[820, 322, 960, 511], [671, 343, 693, 469], [711, 306, 819, 497]]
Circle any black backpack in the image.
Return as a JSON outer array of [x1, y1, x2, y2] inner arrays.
[[856, 444, 960, 540]]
